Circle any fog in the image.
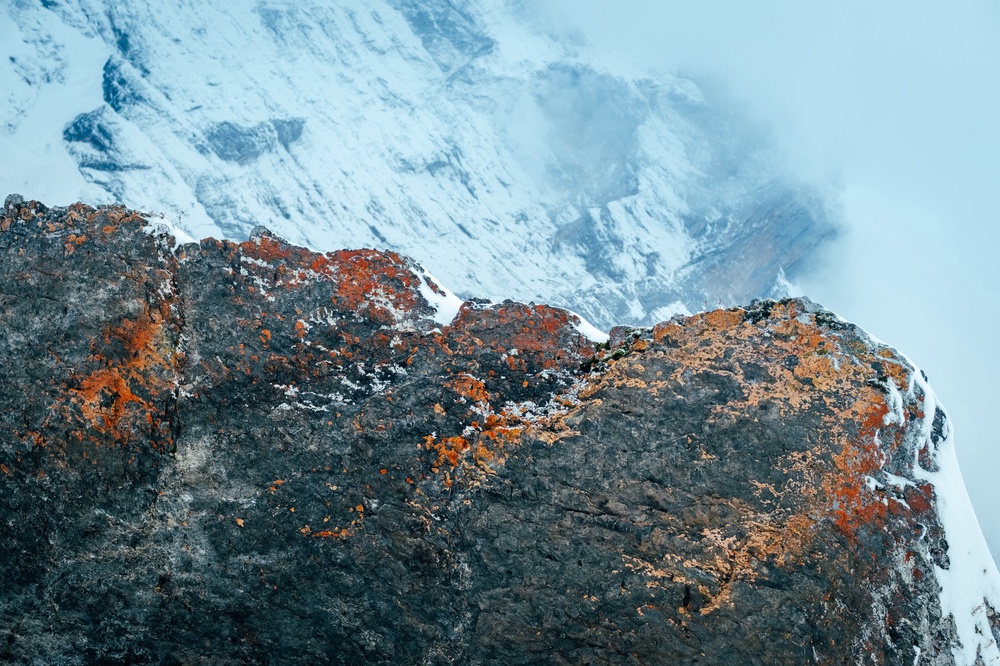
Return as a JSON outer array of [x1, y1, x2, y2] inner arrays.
[[538, 0, 1000, 557]]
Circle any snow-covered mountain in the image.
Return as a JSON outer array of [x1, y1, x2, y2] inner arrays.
[[0, 0, 838, 328]]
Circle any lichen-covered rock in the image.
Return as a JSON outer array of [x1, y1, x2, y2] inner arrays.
[[1, 198, 997, 664]]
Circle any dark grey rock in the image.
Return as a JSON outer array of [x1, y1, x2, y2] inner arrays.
[[0, 200, 993, 664], [102, 55, 146, 113], [205, 121, 276, 164]]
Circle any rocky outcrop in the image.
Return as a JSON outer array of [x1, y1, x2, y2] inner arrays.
[[1, 198, 997, 664]]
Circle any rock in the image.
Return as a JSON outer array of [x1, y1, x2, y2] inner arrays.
[[3, 193, 24, 216], [0, 199, 997, 664]]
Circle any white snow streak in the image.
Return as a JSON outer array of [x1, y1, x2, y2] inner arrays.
[[416, 268, 465, 327], [570, 312, 610, 344], [907, 370, 1000, 664], [143, 213, 197, 252]]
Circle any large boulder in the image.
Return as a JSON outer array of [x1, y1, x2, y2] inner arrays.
[[0, 198, 997, 664]]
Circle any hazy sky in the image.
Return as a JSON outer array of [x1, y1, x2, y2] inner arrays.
[[541, 0, 1000, 554]]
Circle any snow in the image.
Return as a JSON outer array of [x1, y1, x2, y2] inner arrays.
[[142, 212, 197, 252], [0, 6, 110, 205], [569, 311, 610, 344], [415, 267, 465, 327], [883, 377, 906, 426], [906, 369, 1000, 664], [883, 472, 914, 490], [648, 301, 692, 322]]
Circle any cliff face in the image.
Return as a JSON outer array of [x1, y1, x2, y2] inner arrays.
[[0, 198, 997, 665]]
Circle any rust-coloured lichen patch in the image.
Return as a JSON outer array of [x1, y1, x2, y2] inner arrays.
[[75, 368, 146, 433], [447, 374, 490, 407], [68, 301, 179, 447], [316, 249, 430, 327]]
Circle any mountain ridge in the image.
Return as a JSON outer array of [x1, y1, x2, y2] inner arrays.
[[0, 0, 838, 329], [1, 197, 997, 664]]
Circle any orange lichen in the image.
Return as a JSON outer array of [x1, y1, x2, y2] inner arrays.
[[430, 436, 470, 467], [551, 300, 932, 616], [448, 374, 490, 406], [906, 484, 934, 513], [328, 250, 421, 323], [445, 302, 595, 370], [66, 300, 178, 447], [826, 401, 893, 540], [420, 372, 542, 476], [241, 234, 293, 264], [75, 368, 146, 432], [661, 304, 916, 542], [112, 311, 169, 368]]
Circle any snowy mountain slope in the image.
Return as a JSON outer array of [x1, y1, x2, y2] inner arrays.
[[0, 0, 838, 329]]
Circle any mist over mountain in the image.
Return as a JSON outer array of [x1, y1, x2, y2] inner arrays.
[[0, 0, 838, 329], [529, 0, 1000, 565]]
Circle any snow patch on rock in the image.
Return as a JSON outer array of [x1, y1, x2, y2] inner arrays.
[[569, 311, 609, 344], [909, 369, 1000, 664], [142, 212, 197, 252], [416, 267, 465, 327]]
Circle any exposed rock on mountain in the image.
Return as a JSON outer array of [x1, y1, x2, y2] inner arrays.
[[0, 0, 838, 328], [1, 199, 997, 664]]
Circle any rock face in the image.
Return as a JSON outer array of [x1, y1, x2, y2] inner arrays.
[[1, 198, 998, 665]]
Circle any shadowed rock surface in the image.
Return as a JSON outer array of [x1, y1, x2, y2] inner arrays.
[[0, 198, 996, 664]]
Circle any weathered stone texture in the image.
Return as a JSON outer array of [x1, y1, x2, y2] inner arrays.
[[0, 198, 988, 664]]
